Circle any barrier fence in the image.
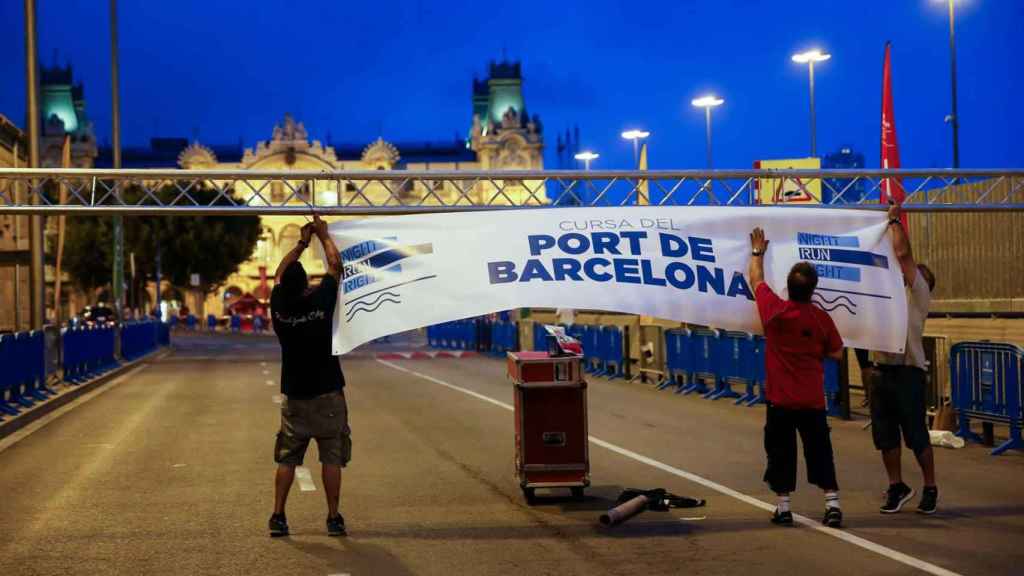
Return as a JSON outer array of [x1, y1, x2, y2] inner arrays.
[[0, 331, 52, 415], [0, 321, 169, 422], [950, 341, 1023, 455], [426, 318, 843, 416]]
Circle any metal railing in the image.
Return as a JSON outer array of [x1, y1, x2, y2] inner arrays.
[[0, 168, 1022, 215]]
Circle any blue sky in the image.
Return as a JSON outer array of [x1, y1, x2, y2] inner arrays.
[[2, 0, 1021, 170]]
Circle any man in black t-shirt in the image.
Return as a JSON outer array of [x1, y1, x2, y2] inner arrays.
[[268, 214, 349, 538]]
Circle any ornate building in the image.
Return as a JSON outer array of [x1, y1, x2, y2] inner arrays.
[[89, 60, 547, 317], [0, 114, 30, 332]]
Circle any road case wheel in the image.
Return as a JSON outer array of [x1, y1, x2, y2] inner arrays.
[[523, 487, 536, 504]]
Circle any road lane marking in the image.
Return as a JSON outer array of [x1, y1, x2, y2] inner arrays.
[[0, 365, 150, 454], [296, 466, 317, 492], [376, 359, 962, 576]]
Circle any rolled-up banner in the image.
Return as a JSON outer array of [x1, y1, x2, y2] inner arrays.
[[329, 207, 907, 355], [600, 495, 650, 526]]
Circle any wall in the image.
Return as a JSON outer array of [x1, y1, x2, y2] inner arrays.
[[906, 178, 1024, 313]]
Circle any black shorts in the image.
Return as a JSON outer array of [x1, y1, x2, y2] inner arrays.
[[274, 391, 352, 466], [763, 405, 839, 494], [870, 365, 930, 454]]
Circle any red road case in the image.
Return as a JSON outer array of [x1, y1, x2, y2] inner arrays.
[[507, 351, 589, 503]]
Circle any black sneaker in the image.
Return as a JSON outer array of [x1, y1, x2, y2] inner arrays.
[[823, 507, 843, 528], [327, 514, 346, 536], [770, 508, 794, 526], [880, 483, 915, 514], [269, 513, 289, 537], [917, 486, 938, 515]]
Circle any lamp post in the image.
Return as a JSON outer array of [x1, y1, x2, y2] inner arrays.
[[691, 95, 724, 169], [574, 151, 599, 171], [621, 129, 650, 167], [792, 49, 831, 157], [936, 0, 960, 169], [575, 151, 599, 205], [24, 0, 45, 329], [111, 0, 126, 324]]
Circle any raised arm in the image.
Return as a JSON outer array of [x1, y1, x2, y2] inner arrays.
[[748, 227, 769, 288], [887, 201, 917, 286], [275, 223, 313, 283], [312, 214, 342, 280]]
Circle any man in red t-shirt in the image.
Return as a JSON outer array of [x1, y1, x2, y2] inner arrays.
[[749, 227, 845, 528]]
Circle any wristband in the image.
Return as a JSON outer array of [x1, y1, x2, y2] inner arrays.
[[888, 218, 901, 226], [751, 250, 764, 257]]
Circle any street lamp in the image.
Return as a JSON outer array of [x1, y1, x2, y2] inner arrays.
[[934, 0, 960, 169], [574, 151, 599, 171], [621, 129, 650, 167], [691, 95, 724, 169], [792, 49, 831, 157]]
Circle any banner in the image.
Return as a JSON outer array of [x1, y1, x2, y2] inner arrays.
[[329, 207, 907, 355]]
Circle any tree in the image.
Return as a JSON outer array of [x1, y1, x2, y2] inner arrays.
[[60, 183, 261, 305]]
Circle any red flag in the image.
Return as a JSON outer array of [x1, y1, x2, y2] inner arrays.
[[880, 42, 907, 226]]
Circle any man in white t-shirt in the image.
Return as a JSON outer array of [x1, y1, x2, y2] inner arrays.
[[870, 202, 938, 515]]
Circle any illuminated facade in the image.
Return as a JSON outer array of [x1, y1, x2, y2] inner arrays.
[[93, 60, 546, 317]]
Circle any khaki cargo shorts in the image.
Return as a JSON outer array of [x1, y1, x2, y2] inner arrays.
[[274, 390, 351, 467]]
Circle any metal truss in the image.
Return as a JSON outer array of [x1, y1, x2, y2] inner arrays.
[[0, 168, 1022, 215]]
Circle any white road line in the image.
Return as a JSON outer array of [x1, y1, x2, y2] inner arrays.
[[0, 365, 150, 454], [296, 466, 317, 492], [376, 359, 962, 576]]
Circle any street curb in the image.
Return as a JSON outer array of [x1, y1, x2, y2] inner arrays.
[[0, 347, 173, 441]]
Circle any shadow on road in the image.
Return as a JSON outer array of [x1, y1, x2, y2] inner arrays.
[[279, 536, 417, 576]]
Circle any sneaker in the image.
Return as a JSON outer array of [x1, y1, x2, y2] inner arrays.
[[770, 508, 794, 526], [880, 483, 915, 514], [822, 507, 843, 528], [327, 514, 347, 537], [268, 513, 289, 537], [917, 486, 938, 515]]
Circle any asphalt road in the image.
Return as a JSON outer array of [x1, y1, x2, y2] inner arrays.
[[0, 332, 1021, 576]]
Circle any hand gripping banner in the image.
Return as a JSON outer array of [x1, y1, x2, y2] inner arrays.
[[329, 207, 908, 355]]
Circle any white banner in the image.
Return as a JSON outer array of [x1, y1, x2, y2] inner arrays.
[[329, 207, 907, 355]]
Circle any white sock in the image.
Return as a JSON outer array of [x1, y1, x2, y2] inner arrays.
[[777, 495, 791, 513], [825, 491, 840, 510]]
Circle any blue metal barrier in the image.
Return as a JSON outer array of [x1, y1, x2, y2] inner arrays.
[[713, 331, 750, 402], [680, 328, 718, 396], [532, 322, 548, 352], [824, 358, 841, 417], [121, 321, 161, 361], [661, 329, 691, 391], [950, 341, 1024, 455], [489, 321, 517, 355], [741, 335, 767, 406], [63, 326, 117, 384], [0, 333, 31, 413], [583, 325, 601, 373], [600, 326, 625, 379], [157, 322, 171, 346]]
